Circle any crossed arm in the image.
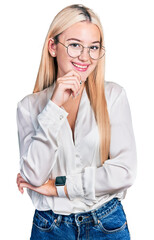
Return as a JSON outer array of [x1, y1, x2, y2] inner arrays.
[[16, 173, 69, 198], [16, 87, 137, 201]]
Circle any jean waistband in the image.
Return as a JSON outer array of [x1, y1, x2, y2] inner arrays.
[[45, 198, 120, 226]]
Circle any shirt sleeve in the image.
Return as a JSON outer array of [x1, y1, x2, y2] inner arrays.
[[66, 88, 137, 201], [16, 97, 68, 186]]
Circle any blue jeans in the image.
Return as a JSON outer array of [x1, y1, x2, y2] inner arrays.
[[30, 198, 130, 240]]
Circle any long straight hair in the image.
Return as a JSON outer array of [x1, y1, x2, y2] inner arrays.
[[33, 4, 111, 164]]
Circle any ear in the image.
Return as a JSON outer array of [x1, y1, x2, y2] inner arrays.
[[48, 38, 57, 57]]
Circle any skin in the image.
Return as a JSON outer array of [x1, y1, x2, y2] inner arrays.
[[17, 21, 101, 198]]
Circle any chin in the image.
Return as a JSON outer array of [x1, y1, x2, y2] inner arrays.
[[81, 70, 94, 82]]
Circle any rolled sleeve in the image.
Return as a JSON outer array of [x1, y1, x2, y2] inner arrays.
[[66, 167, 96, 202], [38, 100, 68, 125]]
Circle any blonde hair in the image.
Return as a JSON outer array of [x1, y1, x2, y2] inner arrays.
[[33, 4, 111, 164]]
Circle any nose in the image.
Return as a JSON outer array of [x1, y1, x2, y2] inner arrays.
[[78, 47, 90, 61]]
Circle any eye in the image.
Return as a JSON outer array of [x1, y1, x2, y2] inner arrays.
[[90, 45, 100, 51], [69, 43, 81, 48]]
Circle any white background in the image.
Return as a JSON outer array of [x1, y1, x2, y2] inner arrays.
[[0, 0, 154, 239]]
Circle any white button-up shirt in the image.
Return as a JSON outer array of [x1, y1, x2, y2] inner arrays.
[[16, 81, 137, 215]]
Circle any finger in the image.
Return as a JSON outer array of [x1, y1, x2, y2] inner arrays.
[[18, 186, 24, 194], [18, 182, 24, 194], [17, 176, 28, 189], [62, 77, 81, 89], [58, 76, 81, 90], [17, 173, 24, 182], [16, 173, 21, 183], [20, 182, 30, 189], [58, 80, 80, 94], [64, 70, 81, 80], [17, 175, 21, 185], [59, 83, 79, 97], [58, 80, 79, 95], [17, 175, 25, 186], [18, 182, 32, 194], [17, 178, 27, 188]]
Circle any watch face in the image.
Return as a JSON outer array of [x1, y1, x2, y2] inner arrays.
[[55, 176, 66, 186]]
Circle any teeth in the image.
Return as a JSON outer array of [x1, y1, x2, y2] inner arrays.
[[72, 63, 88, 69]]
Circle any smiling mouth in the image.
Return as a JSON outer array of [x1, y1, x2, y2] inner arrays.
[[71, 62, 90, 71]]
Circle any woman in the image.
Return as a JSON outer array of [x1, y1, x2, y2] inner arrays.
[[16, 4, 137, 240]]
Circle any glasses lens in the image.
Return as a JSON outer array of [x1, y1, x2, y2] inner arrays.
[[67, 43, 105, 59], [90, 45, 105, 60], [68, 43, 83, 58]]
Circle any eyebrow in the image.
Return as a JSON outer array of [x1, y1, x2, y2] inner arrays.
[[66, 38, 100, 44]]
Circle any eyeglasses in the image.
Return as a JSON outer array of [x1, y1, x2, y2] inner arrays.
[[57, 40, 105, 60]]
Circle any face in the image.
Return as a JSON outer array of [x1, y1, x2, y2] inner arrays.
[[49, 21, 101, 82]]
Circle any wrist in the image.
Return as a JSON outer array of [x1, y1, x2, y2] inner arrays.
[[50, 98, 61, 107], [53, 179, 58, 196], [55, 176, 68, 198]]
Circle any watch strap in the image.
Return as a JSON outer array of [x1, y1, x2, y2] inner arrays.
[[56, 185, 66, 198]]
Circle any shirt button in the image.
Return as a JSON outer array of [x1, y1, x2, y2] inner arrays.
[[78, 216, 83, 222], [59, 115, 64, 120]]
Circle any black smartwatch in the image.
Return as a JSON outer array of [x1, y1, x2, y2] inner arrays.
[[55, 176, 66, 197]]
